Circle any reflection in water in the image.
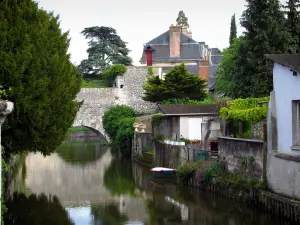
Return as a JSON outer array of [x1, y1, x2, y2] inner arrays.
[[6, 141, 296, 225], [4, 193, 74, 225], [56, 141, 106, 165]]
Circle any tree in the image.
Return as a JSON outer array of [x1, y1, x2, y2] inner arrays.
[[0, 0, 81, 155], [78, 26, 132, 76], [283, 0, 300, 52], [143, 63, 207, 102], [176, 10, 189, 28], [229, 14, 237, 47], [215, 37, 243, 97], [233, 0, 291, 98]]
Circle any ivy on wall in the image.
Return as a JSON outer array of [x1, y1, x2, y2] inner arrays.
[[219, 97, 269, 123]]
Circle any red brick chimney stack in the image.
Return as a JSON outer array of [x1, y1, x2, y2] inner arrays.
[[145, 46, 153, 66], [169, 24, 181, 57]]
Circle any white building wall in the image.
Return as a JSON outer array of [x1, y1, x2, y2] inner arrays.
[[273, 63, 300, 155], [179, 117, 202, 140]]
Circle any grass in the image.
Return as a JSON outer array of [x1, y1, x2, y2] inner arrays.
[[68, 127, 92, 132], [81, 79, 106, 88]]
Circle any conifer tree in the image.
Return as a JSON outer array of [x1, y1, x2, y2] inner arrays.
[[229, 14, 237, 47], [233, 0, 291, 98], [284, 0, 300, 52], [176, 11, 189, 28], [0, 0, 81, 155]]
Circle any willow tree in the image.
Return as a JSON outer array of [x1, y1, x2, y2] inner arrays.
[[0, 0, 81, 155]]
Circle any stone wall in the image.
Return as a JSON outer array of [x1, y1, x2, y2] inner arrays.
[[73, 66, 157, 139], [218, 136, 264, 180], [252, 120, 266, 140], [267, 153, 300, 200]]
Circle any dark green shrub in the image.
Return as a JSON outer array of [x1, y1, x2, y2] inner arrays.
[[115, 117, 135, 156], [176, 162, 199, 183], [102, 105, 136, 141]]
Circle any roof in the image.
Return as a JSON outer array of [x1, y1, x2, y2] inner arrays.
[[265, 54, 300, 73], [140, 30, 202, 63], [161, 65, 198, 75], [210, 55, 223, 65], [208, 48, 221, 55], [158, 104, 220, 115]]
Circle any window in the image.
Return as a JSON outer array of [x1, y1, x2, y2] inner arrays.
[[292, 100, 300, 146]]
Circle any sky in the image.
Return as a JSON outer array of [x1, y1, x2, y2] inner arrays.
[[36, 0, 285, 66]]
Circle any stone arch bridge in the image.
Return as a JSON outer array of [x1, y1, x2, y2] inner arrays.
[[72, 66, 156, 142]]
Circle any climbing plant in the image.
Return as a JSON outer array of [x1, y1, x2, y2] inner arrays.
[[219, 97, 269, 123], [101, 64, 127, 87]]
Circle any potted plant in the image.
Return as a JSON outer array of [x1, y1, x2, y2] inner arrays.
[[133, 122, 139, 132], [139, 123, 146, 132], [170, 139, 175, 145], [164, 138, 170, 144]]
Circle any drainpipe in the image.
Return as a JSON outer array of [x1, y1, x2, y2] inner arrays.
[[0, 101, 14, 221]]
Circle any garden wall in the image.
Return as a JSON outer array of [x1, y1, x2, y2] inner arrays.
[[218, 136, 265, 180]]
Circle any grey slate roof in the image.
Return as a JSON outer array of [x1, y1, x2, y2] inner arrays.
[[265, 54, 300, 73], [140, 30, 202, 63], [208, 48, 221, 55], [161, 65, 198, 75], [158, 104, 220, 115], [210, 55, 223, 65]]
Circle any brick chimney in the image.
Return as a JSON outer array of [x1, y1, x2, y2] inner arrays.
[[145, 45, 154, 66], [169, 24, 181, 57], [198, 60, 209, 80]]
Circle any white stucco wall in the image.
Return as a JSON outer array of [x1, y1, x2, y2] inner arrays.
[[179, 117, 202, 140], [273, 63, 300, 155]]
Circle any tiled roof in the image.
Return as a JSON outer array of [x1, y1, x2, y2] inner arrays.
[[158, 104, 220, 115], [208, 48, 221, 55], [140, 31, 201, 63], [265, 54, 300, 73]]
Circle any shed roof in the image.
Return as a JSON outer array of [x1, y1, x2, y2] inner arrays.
[[158, 104, 220, 116], [265, 54, 300, 73]]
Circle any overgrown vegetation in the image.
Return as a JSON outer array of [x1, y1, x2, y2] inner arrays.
[[102, 64, 127, 87], [102, 105, 136, 156], [81, 79, 105, 88], [143, 63, 207, 103], [219, 97, 269, 123], [177, 161, 264, 190]]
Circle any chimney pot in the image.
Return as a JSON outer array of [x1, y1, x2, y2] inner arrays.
[[145, 46, 153, 66]]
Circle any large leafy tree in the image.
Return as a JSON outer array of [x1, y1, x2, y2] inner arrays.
[[233, 0, 291, 98], [283, 0, 300, 52], [0, 0, 81, 155], [229, 14, 237, 47], [215, 37, 243, 97], [176, 10, 189, 28], [143, 63, 207, 102], [78, 26, 132, 76]]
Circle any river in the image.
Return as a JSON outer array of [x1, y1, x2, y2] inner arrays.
[[4, 140, 297, 225]]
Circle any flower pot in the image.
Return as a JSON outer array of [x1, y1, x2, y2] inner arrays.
[[133, 124, 139, 132]]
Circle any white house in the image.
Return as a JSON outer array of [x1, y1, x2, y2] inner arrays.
[[265, 54, 300, 200]]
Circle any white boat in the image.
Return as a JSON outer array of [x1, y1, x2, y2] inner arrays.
[[150, 167, 176, 178]]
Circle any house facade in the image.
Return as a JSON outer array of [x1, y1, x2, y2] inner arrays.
[[265, 54, 300, 200], [139, 24, 222, 91]]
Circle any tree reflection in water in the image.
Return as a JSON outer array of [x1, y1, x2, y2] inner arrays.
[[91, 203, 128, 225], [4, 193, 74, 225], [104, 159, 136, 196]]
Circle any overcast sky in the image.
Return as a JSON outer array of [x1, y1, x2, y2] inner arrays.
[[36, 0, 285, 66]]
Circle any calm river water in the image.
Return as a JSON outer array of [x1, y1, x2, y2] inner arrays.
[[4, 140, 297, 225]]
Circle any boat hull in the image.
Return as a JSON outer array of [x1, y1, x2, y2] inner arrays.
[[151, 170, 176, 178]]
